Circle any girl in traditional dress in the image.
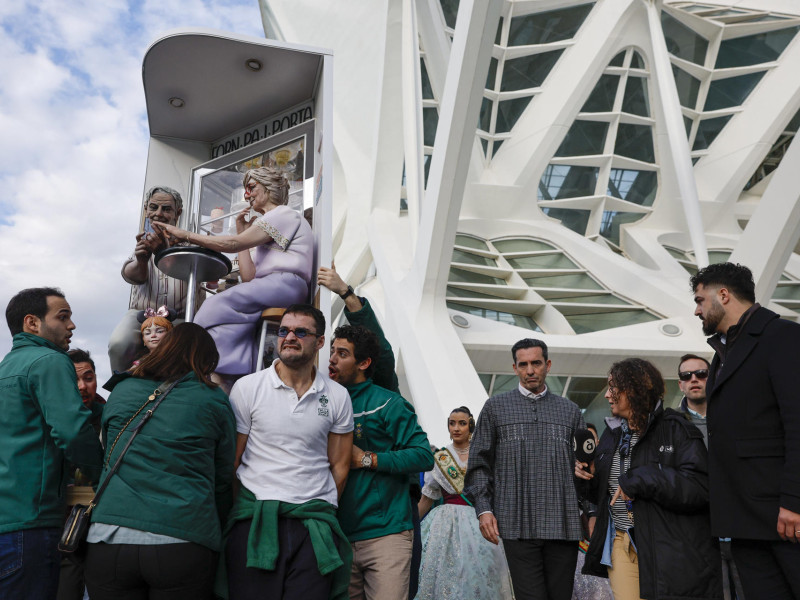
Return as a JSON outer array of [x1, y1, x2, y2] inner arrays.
[[415, 407, 515, 600]]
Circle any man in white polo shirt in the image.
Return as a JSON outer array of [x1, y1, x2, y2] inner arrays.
[[224, 304, 354, 600]]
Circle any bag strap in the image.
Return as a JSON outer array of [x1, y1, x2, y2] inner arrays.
[[88, 377, 183, 512]]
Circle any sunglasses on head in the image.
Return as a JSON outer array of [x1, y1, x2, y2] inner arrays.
[[678, 369, 709, 381], [277, 326, 319, 339]]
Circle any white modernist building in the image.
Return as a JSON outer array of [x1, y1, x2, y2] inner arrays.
[[260, 0, 800, 440]]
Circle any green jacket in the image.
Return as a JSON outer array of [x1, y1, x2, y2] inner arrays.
[[338, 380, 433, 541], [0, 333, 103, 533], [91, 373, 236, 550], [345, 299, 399, 394]]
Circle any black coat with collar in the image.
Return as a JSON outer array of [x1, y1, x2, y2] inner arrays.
[[705, 306, 800, 539], [580, 406, 722, 599]]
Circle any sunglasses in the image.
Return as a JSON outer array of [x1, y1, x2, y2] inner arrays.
[[678, 369, 709, 381], [277, 326, 320, 339]]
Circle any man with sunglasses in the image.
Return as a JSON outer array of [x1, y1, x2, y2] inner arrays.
[[691, 262, 800, 600], [225, 304, 354, 600], [677, 354, 710, 447]]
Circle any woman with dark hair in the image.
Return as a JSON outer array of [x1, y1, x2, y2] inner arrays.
[[84, 323, 236, 600], [414, 407, 514, 599], [154, 166, 313, 376], [575, 358, 722, 600]]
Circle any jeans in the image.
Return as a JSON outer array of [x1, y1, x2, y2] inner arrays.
[[0, 527, 62, 600]]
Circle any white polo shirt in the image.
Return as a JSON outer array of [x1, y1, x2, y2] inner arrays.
[[229, 361, 353, 506]]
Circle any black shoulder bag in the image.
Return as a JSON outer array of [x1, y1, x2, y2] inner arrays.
[[58, 378, 181, 554]]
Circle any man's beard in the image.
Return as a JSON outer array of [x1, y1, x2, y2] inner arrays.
[[702, 300, 725, 336], [279, 344, 315, 368]]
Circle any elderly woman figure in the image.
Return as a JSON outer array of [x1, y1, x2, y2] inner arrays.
[[154, 167, 313, 375], [575, 358, 722, 600]]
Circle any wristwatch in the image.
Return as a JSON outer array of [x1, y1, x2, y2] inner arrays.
[[340, 285, 355, 300], [360, 451, 374, 469]]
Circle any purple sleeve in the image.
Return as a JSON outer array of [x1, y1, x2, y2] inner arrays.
[[254, 206, 301, 250]]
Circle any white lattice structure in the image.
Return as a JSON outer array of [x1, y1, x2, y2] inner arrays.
[[260, 0, 800, 441]]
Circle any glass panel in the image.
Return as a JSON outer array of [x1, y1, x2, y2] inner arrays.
[[609, 51, 625, 67], [496, 18, 503, 45], [446, 286, 502, 299], [614, 124, 655, 163], [630, 51, 645, 69], [581, 74, 620, 112], [440, 0, 459, 29], [507, 254, 580, 269], [486, 57, 498, 90], [501, 50, 564, 91], [479, 97, 492, 132], [664, 247, 686, 259], [455, 234, 489, 250], [555, 120, 609, 157], [421, 58, 434, 100], [661, 12, 708, 65], [622, 76, 650, 117], [545, 376, 567, 397], [693, 115, 732, 150], [449, 267, 506, 285], [493, 238, 557, 253], [786, 108, 800, 133], [567, 376, 610, 409], [704, 72, 765, 111], [446, 302, 543, 331], [507, 4, 593, 46], [672, 65, 700, 109], [565, 309, 659, 333], [492, 374, 519, 394], [683, 116, 693, 138], [549, 293, 630, 305], [771, 284, 800, 300], [423, 107, 439, 146], [478, 373, 492, 394], [663, 380, 683, 410], [707, 250, 732, 263], [480, 137, 488, 155], [715, 27, 799, 68], [607, 169, 657, 206], [493, 139, 505, 155], [524, 273, 604, 289], [495, 97, 532, 133], [423, 154, 432, 188], [599, 211, 644, 245], [538, 165, 599, 199], [541, 207, 592, 235], [452, 248, 495, 266]]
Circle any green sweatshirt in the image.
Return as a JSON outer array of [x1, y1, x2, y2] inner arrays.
[[338, 380, 434, 541], [0, 333, 103, 533], [90, 373, 236, 550]]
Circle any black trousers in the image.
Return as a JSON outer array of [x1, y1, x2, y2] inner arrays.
[[57, 553, 86, 600], [503, 538, 578, 600], [731, 538, 800, 600], [225, 517, 333, 600], [84, 541, 217, 600]]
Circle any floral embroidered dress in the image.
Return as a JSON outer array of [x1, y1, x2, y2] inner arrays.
[[194, 205, 313, 374], [415, 445, 515, 600]]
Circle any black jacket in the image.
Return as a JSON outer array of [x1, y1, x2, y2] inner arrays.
[[580, 406, 722, 600], [706, 306, 800, 539]]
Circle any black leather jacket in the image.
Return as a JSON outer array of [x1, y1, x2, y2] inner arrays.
[[579, 405, 722, 599]]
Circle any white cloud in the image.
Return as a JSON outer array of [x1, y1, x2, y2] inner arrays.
[[0, 0, 266, 385]]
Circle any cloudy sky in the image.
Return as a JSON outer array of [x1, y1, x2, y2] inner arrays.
[[0, 0, 266, 385]]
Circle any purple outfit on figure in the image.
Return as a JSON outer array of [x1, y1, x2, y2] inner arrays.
[[194, 205, 313, 374]]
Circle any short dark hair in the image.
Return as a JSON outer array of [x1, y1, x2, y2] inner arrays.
[[283, 304, 325, 336], [68, 349, 95, 372], [332, 325, 380, 378], [608, 358, 664, 432], [690, 262, 756, 304], [511, 338, 548, 363], [131, 323, 219, 387], [6, 287, 65, 336], [678, 353, 710, 372]]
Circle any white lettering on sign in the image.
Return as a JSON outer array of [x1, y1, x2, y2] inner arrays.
[[211, 103, 314, 159]]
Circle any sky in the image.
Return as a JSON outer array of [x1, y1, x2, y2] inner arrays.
[[0, 0, 267, 386]]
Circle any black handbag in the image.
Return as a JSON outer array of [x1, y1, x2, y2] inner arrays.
[[58, 378, 182, 554]]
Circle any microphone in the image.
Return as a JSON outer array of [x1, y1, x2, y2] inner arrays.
[[573, 429, 597, 464]]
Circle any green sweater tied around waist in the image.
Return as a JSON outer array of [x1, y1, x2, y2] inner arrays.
[[215, 486, 352, 600]]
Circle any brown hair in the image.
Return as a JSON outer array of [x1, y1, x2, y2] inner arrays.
[[608, 358, 664, 432], [131, 323, 219, 387]]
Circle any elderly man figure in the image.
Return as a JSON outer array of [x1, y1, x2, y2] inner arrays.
[[466, 338, 585, 600], [0, 288, 103, 600], [107, 186, 201, 372], [691, 262, 800, 599]]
